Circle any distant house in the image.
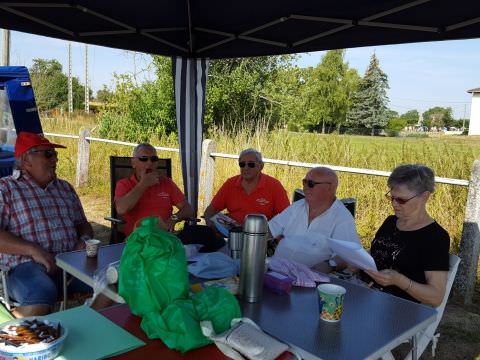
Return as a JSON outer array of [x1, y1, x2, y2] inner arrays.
[[467, 87, 480, 135]]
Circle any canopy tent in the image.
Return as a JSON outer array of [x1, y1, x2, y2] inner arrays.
[[1, 1, 479, 58], [1, 0, 479, 213]]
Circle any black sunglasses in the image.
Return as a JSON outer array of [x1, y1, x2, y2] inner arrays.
[[302, 178, 332, 188], [29, 149, 58, 159], [239, 161, 257, 168], [136, 156, 160, 162], [385, 191, 420, 205]]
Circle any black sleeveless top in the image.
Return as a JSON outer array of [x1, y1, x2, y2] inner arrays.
[[369, 215, 450, 302]]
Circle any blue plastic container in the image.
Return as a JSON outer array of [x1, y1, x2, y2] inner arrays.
[[0, 145, 14, 178]]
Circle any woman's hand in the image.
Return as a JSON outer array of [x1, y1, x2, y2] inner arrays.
[[365, 269, 403, 288]]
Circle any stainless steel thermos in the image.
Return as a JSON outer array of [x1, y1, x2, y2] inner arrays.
[[228, 226, 244, 259], [239, 214, 268, 303]]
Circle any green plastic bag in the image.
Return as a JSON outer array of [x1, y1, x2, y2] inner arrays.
[[118, 217, 189, 316], [118, 217, 241, 353]]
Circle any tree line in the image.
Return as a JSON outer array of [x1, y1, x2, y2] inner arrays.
[[28, 52, 467, 142]]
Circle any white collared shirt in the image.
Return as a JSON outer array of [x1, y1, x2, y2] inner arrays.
[[268, 199, 360, 267]]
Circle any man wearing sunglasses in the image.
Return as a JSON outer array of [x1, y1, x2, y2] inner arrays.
[[115, 143, 224, 251], [0, 132, 94, 317], [268, 167, 360, 272], [204, 148, 289, 227], [115, 143, 195, 236]]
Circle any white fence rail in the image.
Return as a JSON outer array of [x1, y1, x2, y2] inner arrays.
[[45, 131, 479, 304]]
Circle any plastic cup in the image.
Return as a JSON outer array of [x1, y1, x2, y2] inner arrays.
[[317, 284, 346, 322], [85, 239, 101, 257]]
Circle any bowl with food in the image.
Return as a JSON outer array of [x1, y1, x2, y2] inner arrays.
[[0, 317, 67, 360]]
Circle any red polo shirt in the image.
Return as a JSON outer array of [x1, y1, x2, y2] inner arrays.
[[115, 175, 185, 236], [211, 174, 290, 224]]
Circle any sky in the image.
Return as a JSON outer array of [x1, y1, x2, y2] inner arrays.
[[5, 30, 480, 119]]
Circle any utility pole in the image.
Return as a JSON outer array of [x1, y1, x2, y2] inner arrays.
[[67, 42, 73, 114], [2, 29, 10, 66], [462, 103, 467, 131], [84, 44, 89, 114]]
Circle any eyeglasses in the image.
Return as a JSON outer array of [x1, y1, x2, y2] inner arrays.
[[136, 156, 160, 162], [385, 191, 419, 205], [239, 161, 257, 168], [302, 178, 332, 188], [28, 149, 58, 159]]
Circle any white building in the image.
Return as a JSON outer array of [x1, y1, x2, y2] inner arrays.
[[467, 87, 480, 136]]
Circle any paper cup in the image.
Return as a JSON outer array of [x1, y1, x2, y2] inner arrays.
[[85, 239, 101, 257], [317, 284, 346, 322]]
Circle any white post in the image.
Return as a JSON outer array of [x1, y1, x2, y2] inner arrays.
[[2, 29, 10, 66], [76, 129, 90, 187], [198, 139, 216, 216], [454, 159, 480, 303]]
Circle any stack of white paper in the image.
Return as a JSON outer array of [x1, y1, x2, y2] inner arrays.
[[327, 238, 377, 271]]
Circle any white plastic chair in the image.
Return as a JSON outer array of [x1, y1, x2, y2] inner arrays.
[[0, 264, 18, 311], [381, 254, 461, 360]]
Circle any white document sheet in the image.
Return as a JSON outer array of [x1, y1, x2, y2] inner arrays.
[[327, 238, 378, 271]]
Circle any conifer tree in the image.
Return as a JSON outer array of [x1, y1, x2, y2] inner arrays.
[[346, 53, 389, 135]]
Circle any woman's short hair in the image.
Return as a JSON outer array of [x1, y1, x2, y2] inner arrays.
[[239, 148, 263, 163], [387, 164, 435, 193]]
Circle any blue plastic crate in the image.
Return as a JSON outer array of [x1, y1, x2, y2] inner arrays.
[[0, 146, 15, 178]]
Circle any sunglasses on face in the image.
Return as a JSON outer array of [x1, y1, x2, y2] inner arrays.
[[239, 161, 257, 168], [385, 191, 420, 205], [29, 149, 58, 159], [136, 156, 160, 162], [302, 178, 332, 188]]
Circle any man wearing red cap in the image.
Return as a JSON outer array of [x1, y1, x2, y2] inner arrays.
[[0, 132, 93, 317]]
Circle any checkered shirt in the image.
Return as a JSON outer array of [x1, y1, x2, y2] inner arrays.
[[0, 172, 88, 268]]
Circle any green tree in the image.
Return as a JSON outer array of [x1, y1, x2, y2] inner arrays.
[[346, 53, 389, 135], [401, 109, 420, 125], [96, 85, 114, 103], [386, 109, 399, 121], [29, 58, 88, 112], [422, 107, 454, 129], [98, 56, 177, 142], [205, 55, 297, 132], [300, 50, 360, 133]]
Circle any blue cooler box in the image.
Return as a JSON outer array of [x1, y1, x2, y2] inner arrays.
[[0, 144, 14, 178]]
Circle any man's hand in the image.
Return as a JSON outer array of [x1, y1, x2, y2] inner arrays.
[[138, 168, 160, 189], [74, 240, 86, 250], [29, 245, 56, 274], [157, 217, 169, 231], [165, 217, 177, 232]]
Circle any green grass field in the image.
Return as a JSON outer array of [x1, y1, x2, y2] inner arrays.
[[42, 115, 480, 253]]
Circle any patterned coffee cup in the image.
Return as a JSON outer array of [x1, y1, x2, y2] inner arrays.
[[85, 239, 101, 257], [317, 284, 346, 322]]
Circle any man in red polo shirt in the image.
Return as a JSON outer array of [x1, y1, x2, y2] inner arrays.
[[115, 143, 224, 252], [115, 143, 195, 237], [204, 148, 290, 227]]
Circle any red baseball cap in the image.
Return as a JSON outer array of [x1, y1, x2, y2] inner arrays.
[[15, 132, 66, 157]]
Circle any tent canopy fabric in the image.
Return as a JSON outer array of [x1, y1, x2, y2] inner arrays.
[[2, 1, 479, 215], [0, 1, 479, 59]]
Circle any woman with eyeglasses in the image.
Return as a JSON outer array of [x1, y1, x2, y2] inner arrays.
[[365, 164, 450, 306]]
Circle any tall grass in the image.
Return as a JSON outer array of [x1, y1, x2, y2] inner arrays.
[[42, 115, 480, 252]]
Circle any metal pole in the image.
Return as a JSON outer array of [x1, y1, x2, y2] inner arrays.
[[84, 44, 89, 113], [68, 42, 73, 113], [2, 29, 10, 66]]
